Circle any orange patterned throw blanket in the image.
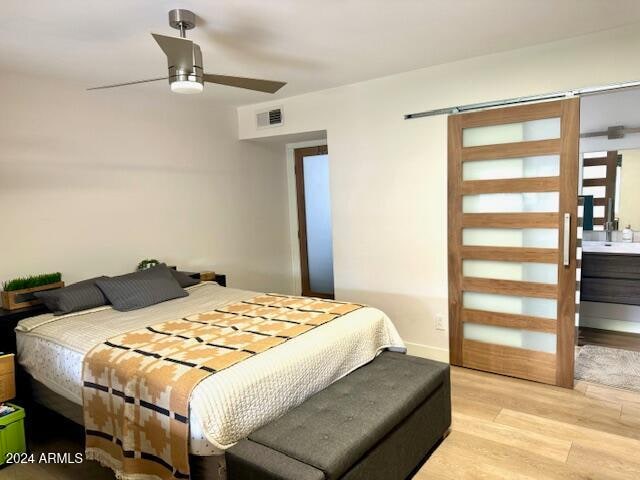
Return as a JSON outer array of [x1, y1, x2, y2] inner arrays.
[[82, 294, 363, 480]]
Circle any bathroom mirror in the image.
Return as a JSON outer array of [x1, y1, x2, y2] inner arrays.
[[618, 149, 640, 231], [580, 148, 640, 235]]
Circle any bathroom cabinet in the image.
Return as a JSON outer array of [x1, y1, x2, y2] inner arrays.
[[581, 252, 640, 306]]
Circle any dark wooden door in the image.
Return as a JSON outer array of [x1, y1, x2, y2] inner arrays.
[[294, 145, 334, 299]]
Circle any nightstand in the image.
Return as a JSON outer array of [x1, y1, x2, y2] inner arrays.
[[0, 354, 15, 402], [184, 271, 226, 287], [0, 305, 48, 354]]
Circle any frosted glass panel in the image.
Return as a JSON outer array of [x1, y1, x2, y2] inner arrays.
[[463, 260, 558, 284], [584, 151, 607, 158], [463, 228, 558, 248], [303, 154, 334, 295], [593, 206, 605, 218], [462, 118, 561, 147], [582, 186, 605, 197], [463, 291, 557, 319], [463, 155, 559, 181], [582, 165, 607, 179], [463, 192, 559, 213], [464, 323, 556, 353]]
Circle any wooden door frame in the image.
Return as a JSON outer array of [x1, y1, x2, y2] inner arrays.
[[448, 98, 579, 388], [294, 145, 334, 299]]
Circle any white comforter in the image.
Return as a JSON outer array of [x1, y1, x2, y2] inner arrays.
[[15, 282, 405, 455]]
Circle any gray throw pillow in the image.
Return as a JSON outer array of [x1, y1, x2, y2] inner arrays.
[[95, 264, 187, 312], [170, 268, 200, 288], [34, 277, 109, 316]]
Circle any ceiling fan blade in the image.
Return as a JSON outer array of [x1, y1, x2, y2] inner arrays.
[[151, 33, 195, 70], [203, 74, 286, 93], [87, 77, 168, 91]]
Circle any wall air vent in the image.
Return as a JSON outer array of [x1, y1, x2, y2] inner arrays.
[[257, 107, 283, 129]]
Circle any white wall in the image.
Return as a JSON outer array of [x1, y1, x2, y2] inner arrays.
[[237, 23, 640, 361], [0, 71, 292, 294]]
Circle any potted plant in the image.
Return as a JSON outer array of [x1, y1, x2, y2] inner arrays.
[[1, 272, 64, 310], [137, 259, 160, 271]]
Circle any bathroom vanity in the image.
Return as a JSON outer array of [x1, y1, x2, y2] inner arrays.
[[581, 241, 640, 306]]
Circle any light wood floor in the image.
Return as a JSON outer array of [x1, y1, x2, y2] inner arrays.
[[1, 366, 639, 479], [417, 367, 640, 479]]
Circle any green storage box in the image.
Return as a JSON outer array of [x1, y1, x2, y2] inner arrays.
[[0, 404, 26, 465]]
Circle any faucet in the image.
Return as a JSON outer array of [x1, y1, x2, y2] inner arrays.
[[604, 222, 614, 242], [604, 197, 614, 242]]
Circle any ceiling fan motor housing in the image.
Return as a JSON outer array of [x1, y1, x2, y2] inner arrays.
[[165, 9, 203, 88], [169, 43, 204, 87]]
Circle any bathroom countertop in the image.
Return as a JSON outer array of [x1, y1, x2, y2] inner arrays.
[[582, 241, 640, 255]]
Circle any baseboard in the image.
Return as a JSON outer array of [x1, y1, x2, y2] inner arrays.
[[580, 315, 640, 335], [405, 342, 450, 363]]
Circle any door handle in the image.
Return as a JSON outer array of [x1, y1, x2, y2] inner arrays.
[[563, 213, 571, 267]]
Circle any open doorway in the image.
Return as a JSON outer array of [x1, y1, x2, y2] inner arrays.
[[576, 88, 640, 392], [294, 145, 335, 299]]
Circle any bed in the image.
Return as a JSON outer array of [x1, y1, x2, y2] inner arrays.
[[15, 281, 405, 479]]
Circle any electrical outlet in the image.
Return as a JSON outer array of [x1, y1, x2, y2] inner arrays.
[[435, 314, 446, 331]]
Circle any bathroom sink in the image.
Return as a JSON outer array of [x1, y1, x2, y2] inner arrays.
[[582, 241, 640, 254]]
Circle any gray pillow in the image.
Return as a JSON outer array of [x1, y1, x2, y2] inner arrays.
[[95, 264, 187, 312], [170, 268, 200, 288], [34, 277, 109, 316]]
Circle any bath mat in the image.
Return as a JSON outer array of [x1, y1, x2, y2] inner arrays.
[[575, 345, 640, 392]]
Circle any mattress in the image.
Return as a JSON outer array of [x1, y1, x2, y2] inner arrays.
[[15, 282, 405, 456]]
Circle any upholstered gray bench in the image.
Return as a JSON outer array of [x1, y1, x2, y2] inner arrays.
[[226, 352, 451, 480]]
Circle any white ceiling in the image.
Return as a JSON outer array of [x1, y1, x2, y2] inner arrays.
[[4, 0, 640, 105], [581, 88, 640, 152]]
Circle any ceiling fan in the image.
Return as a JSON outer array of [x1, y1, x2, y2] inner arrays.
[[88, 9, 286, 95]]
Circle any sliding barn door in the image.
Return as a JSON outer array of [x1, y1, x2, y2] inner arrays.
[[448, 99, 579, 388]]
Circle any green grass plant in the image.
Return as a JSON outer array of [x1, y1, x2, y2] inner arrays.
[[2, 272, 62, 292]]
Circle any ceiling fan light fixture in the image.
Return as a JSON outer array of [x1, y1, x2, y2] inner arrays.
[[87, 10, 286, 95], [170, 80, 203, 94]]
